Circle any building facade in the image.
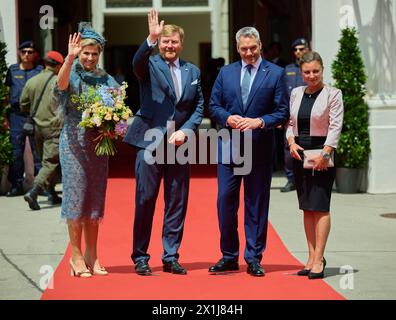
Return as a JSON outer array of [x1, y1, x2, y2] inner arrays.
[[1, 0, 395, 193]]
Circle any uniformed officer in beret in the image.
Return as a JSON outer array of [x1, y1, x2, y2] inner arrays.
[[281, 38, 310, 192], [20, 51, 64, 210]]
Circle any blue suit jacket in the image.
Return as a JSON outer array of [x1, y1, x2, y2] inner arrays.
[[209, 59, 289, 165], [124, 41, 204, 150]]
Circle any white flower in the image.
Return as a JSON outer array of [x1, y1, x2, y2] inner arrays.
[[82, 110, 90, 120], [91, 115, 102, 127]]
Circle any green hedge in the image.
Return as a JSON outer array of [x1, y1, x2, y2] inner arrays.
[[0, 41, 12, 171]]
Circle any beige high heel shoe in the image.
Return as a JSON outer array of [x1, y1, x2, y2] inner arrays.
[[86, 260, 109, 276], [69, 259, 92, 278]]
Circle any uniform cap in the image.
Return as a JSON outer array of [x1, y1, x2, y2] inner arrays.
[[291, 38, 308, 48], [18, 41, 37, 50]]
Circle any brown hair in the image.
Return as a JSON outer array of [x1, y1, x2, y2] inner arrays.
[[299, 51, 324, 69], [159, 24, 185, 43]]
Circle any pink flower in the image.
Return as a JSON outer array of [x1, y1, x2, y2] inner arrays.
[[115, 120, 128, 137]]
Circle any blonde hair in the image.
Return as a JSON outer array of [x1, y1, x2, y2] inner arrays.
[[159, 24, 185, 43], [81, 38, 103, 53]]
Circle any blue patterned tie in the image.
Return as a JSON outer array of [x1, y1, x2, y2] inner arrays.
[[241, 64, 253, 109]]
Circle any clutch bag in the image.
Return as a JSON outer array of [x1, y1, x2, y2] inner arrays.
[[303, 149, 334, 169]]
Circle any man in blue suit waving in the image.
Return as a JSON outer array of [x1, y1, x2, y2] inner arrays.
[[124, 9, 204, 276], [208, 27, 289, 277]]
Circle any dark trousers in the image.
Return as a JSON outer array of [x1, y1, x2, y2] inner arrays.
[[33, 125, 61, 190], [131, 148, 190, 264], [217, 163, 272, 264], [8, 113, 41, 188]]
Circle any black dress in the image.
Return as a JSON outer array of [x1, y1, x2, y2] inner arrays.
[[293, 88, 335, 212]]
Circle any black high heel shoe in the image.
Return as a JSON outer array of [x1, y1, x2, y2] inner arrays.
[[297, 268, 311, 276], [308, 257, 326, 280]]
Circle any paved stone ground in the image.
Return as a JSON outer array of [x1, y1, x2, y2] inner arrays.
[[1, 173, 395, 300]]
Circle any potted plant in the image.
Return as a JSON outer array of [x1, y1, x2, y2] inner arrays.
[[0, 41, 12, 194], [331, 27, 370, 193]]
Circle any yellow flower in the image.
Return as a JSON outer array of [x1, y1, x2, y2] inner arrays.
[[113, 114, 120, 121], [115, 102, 123, 109], [105, 113, 112, 121], [122, 112, 129, 120]]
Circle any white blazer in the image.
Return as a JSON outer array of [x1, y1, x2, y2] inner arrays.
[[285, 85, 344, 148]]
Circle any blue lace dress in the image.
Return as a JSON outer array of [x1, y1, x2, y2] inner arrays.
[[54, 61, 118, 221]]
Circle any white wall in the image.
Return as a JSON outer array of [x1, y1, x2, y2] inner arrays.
[[105, 13, 211, 66], [312, 0, 396, 193], [0, 0, 18, 65]]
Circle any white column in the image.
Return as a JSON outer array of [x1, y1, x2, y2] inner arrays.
[[312, 0, 396, 193], [210, 0, 229, 64], [0, 0, 18, 65], [91, 0, 106, 68]]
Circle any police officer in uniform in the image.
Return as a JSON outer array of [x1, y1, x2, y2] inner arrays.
[[280, 38, 310, 192], [4, 41, 43, 196]]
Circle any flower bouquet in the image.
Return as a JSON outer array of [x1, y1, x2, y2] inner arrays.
[[71, 82, 132, 156]]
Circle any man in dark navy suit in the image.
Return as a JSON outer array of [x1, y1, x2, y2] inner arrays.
[[208, 27, 288, 277], [123, 9, 204, 276]]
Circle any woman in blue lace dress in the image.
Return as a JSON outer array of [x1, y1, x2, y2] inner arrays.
[[55, 24, 118, 277]]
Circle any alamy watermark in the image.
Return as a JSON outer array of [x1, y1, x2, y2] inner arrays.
[[39, 265, 54, 290], [339, 5, 356, 29], [39, 5, 54, 30], [339, 265, 354, 290], [143, 121, 253, 175]]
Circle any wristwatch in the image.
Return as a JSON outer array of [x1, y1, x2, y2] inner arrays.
[[321, 151, 331, 160]]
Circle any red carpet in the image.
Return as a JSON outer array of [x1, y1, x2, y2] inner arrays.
[[41, 173, 345, 300]]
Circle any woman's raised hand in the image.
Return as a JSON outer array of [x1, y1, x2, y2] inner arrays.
[[68, 32, 82, 58], [147, 9, 164, 42]]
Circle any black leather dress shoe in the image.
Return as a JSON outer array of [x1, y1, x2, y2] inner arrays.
[[280, 181, 296, 193], [208, 258, 239, 273], [247, 262, 265, 277], [135, 261, 152, 276], [163, 261, 187, 275]]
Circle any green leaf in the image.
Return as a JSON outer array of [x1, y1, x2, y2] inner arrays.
[[331, 28, 370, 169]]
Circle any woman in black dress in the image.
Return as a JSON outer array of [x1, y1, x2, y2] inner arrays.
[[286, 51, 344, 279]]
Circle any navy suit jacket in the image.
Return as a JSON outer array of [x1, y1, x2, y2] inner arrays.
[[209, 59, 289, 165], [124, 40, 204, 150]]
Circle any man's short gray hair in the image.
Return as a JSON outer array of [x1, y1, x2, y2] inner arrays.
[[236, 27, 261, 46]]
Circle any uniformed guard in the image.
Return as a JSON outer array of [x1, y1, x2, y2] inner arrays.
[[281, 38, 310, 192], [4, 41, 43, 196]]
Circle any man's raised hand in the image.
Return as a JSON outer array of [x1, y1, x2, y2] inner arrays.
[[147, 9, 164, 43]]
